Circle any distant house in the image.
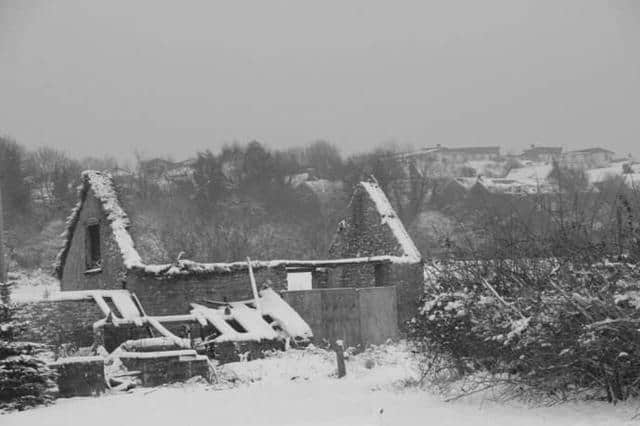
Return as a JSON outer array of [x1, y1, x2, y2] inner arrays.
[[563, 148, 615, 169], [587, 161, 640, 189], [395, 145, 500, 164], [158, 158, 196, 189], [392, 145, 501, 179], [139, 158, 176, 178], [505, 163, 554, 184], [432, 145, 501, 162], [521, 145, 562, 162]]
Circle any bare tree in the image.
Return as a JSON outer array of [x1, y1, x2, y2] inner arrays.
[[0, 172, 5, 282]]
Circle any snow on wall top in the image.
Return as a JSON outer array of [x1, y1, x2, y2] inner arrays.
[[135, 256, 402, 277], [83, 170, 144, 269], [359, 181, 422, 263]]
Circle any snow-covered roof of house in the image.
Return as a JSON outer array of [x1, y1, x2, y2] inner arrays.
[[439, 146, 500, 155], [566, 147, 614, 155], [287, 172, 312, 188], [393, 146, 500, 161], [464, 160, 508, 177], [505, 163, 553, 184], [521, 146, 562, 156], [475, 176, 554, 195], [587, 162, 640, 188], [303, 179, 343, 194], [359, 181, 422, 263]]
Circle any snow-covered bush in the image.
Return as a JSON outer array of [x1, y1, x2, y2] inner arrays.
[[410, 259, 640, 403], [0, 300, 57, 411]]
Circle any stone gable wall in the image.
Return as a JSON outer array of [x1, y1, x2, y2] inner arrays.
[[327, 184, 423, 328], [60, 191, 126, 291], [328, 185, 405, 259]]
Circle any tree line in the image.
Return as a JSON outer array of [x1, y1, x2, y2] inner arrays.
[[1, 136, 417, 269]]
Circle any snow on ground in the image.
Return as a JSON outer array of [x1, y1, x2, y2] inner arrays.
[[506, 163, 553, 185], [587, 162, 640, 187], [3, 343, 638, 425]]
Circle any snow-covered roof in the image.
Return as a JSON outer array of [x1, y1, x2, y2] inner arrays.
[[505, 163, 553, 184], [587, 162, 640, 188], [359, 181, 422, 263], [475, 176, 554, 195], [566, 147, 614, 155], [522, 146, 562, 155], [465, 160, 507, 177], [287, 172, 312, 188], [302, 179, 343, 194]]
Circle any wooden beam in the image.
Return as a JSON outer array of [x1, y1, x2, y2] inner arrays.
[[247, 257, 262, 313]]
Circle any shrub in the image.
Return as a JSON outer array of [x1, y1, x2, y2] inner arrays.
[[0, 300, 57, 411], [410, 259, 640, 403]]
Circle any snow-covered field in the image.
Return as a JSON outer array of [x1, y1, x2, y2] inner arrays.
[[3, 343, 638, 425]]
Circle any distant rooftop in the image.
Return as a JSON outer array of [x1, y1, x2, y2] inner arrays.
[[393, 145, 500, 160], [522, 145, 562, 154], [565, 147, 614, 154]]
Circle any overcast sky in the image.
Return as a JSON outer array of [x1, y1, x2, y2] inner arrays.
[[1, 0, 639, 161]]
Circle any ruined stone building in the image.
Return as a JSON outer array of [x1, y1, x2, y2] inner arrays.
[[53, 171, 423, 326]]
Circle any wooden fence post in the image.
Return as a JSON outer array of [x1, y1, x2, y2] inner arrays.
[[334, 339, 346, 378]]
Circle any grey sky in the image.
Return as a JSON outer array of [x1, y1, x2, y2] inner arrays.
[[1, 0, 639, 161]]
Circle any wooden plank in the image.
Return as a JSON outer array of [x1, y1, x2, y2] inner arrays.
[[358, 286, 399, 345], [321, 288, 361, 348], [281, 290, 323, 341], [282, 287, 399, 348], [246, 257, 262, 313]]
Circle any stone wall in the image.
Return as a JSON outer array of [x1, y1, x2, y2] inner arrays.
[[100, 323, 153, 353], [60, 191, 126, 292], [311, 268, 329, 288], [378, 262, 424, 327], [50, 356, 106, 397], [13, 299, 104, 348], [330, 263, 377, 288], [328, 185, 405, 259], [127, 266, 288, 316], [119, 351, 210, 386]]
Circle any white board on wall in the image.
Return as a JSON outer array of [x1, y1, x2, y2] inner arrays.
[[286, 271, 312, 290]]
